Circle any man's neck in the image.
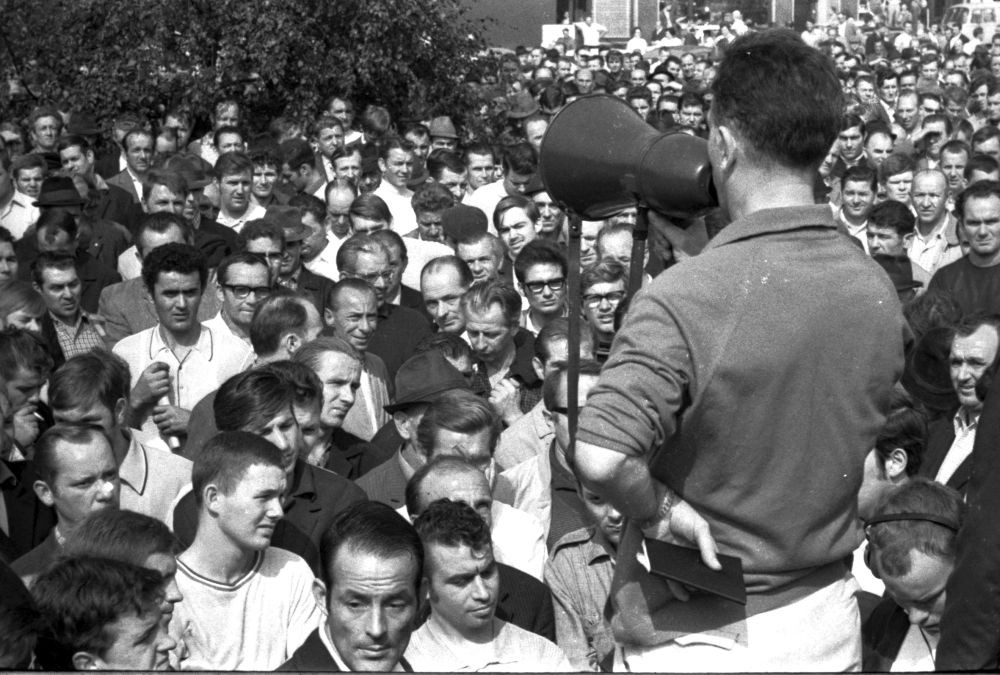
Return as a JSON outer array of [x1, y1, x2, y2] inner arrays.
[[399, 442, 425, 473], [428, 609, 497, 645], [158, 322, 201, 351], [303, 174, 325, 196], [915, 213, 947, 238], [181, 526, 259, 585], [220, 204, 249, 221], [482, 341, 516, 375], [840, 209, 867, 228], [720, 167, 816, 225], [528, 307, 563, 332], [50, 310, 82, 328], [112, 428, 131, 467], [969, 248, 1000, 268], [221, 310, 249, 339]]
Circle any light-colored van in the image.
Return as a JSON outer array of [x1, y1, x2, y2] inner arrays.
[[942, 1, 1000, 39]]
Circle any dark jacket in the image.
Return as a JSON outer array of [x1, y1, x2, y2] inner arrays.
[[279, 628, 413, 672]]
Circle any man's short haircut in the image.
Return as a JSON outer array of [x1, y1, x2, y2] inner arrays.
[[411, 182, 455, 215], [213, 151, 253, 179], [0, 327, 54, 381], [369, 229, 408, 264], [534, 316, 596, 364], [0, 280, 45, 321], [460, 280, 522, 326], [216, 251, 269, 286], [35, 209, 77, 243], [62, 508, 181, 564], [868, 199, 916, 237], [921, 113, 952, 137], [292, 335, 362, 373], [318, 500, 423, 591], [141, 169, 189, 202], [457, 230, 506, 260], [413, 498, 492, 552], [141, 242, 208, 294], [288, 193, 326, 225], [626, 86, 652, 105], [31, 557, 164, 670], [940, 139, 970, 160], [250, 149, 279, 170], [972, 124, 1000, 148], [405, 456, 484, 517], [414, 331, 474, 363], [278, 138, 315, 172], [11, 153, 46, 180], [57, 134, 92, 155], [32, 423, 109, 485], [513, 239, 567, 283], [463, 142, 495, 166], [29, 105, 62, 130], [964, 154, 1000, 181], [31, 251, 77, 288], [191, 430, 284, 506], [841, 164, 878, 191], [312, 114, 344, 138], [402, 123, 430, 141], [378, 135, 415, 161], [427, 151, 466, 182], [711, 29, 842, 169], [493, 194, 539, 231], [326, 277, 377, 312], [336, 233, 388, 274], [137, 212, 192, 248], [349, 192, 392, 225], [867, 477, 965, 577], [214, 367, 296, 434], [878, 153, 916, 184], [236, 219, 285, 251], [956, 179, 1000, 220], [543, 359, 602, 411], [250, 294, 313, 355], [421, 255, 473, 288], [49, 351, 131, 418], [502, 142, 538, 176], [122, 127, 153, 152], [213, 125, 243, 148], [415, 389, 501, 459], [874, 404, 926, 477]]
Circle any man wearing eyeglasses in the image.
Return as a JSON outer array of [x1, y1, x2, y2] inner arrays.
[[204, 252, 271, 344], [336, 233, 432, 379], [514, 240, 568, 336], [580, 261, 628, 363]]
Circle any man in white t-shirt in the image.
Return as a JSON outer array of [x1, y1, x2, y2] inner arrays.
[[170, 431, 320, 670]]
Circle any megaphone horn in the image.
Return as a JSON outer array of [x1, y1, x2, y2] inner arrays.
[[538, 94, 718, 221]]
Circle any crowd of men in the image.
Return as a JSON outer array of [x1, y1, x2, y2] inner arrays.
[[0, 14, 999, 673]]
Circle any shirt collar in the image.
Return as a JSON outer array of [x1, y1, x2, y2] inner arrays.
[[318, 623, 352, 671], [706, 205, 836, 250], [118, 435, 148, 494], [954, 407, 981, 432], [0, 460, 16, 489], [149, 324, 213, 360]]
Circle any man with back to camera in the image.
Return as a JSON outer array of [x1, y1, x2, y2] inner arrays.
[[574, 30, 906, 671]]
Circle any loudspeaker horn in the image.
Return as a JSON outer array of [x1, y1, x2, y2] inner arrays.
[[539, 94, 718, 220]]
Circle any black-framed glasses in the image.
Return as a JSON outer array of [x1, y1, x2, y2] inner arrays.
[[223, 284, 272, 299], [583, 291, 626, 307], [524, 278, 566, 294]]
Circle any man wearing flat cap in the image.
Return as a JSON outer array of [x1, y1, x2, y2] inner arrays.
[[429, 116, 459, 153], [358, 351, 470, 508]]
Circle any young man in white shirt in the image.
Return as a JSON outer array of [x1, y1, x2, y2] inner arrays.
[[170, 431, 320, 670]]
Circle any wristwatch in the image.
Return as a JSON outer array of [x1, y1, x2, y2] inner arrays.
[[638, 486, 674, 532]]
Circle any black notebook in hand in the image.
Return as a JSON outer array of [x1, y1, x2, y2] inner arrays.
[[639, 538, 747, 605]]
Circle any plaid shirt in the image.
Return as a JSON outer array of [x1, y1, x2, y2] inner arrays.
[[51, 313, 105, 359]]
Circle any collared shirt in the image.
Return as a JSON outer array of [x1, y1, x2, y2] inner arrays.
[[112, 323, 254, 450], [405, 615, 573, 672], [398, 236, 453, 291], [0, 191, 39, 240], [126, 168, 145, 209], [277, 267, 303, 292], [303, 236, 343, 282], [341, 353, 391, 442], [909, 214, 963, 275], [374, 182, 416, 236], [50, 312, 105, 359], [217, 203, 266, 232], [545, 526, 617, 672], [495, 400, 553, 469], [838, 211, 870, 253], [117, 245, 142, 280], [202, 311, 250, 345], [936, 408, 980, 485], [463, 181, 505, 236], [118, 433, 192, 523]]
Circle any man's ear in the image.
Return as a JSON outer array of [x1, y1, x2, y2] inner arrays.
[[72, 651, 104, 670], [311, 578, 328, 614], [902, 231, 915, 251], [393, 411, 412, 440], [712, 123, 738, 173], [324, 308, 335, 327], [886, 447, 909, 482], [113, 397, 128, 428], [531, 355, 545, 382], [203, 483, 222, 515], [378, 158, 388, 175], [34, 480, 54, 508]]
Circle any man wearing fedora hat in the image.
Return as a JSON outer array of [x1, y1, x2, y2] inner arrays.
[[358, 350, 470, 508], [429, 116, 459, 153]]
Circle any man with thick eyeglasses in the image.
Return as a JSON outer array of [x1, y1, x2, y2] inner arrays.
[[580, 261, 628, 363], [514, 240, 568, 336], [336, 233, 432, 379], [205, 252, 272, 344]]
